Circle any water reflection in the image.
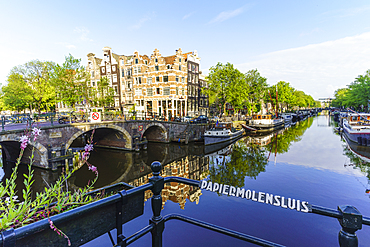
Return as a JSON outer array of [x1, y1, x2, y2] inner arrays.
[[342, 134, 370, 195]]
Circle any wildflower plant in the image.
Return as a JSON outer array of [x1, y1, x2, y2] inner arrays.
[[0, 128, 99, 246]]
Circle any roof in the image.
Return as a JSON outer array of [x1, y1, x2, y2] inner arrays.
[[164, 55, 176, 65]]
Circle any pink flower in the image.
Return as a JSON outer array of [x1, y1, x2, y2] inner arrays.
[[84, 144, 93, 152], [88, 165, 97, 172], [20, 135, 29, 150], [32, 127, 41, 141], [88, 165, 98, 175]]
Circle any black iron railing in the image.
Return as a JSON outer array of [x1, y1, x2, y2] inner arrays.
[[1, 161, 369, 247]]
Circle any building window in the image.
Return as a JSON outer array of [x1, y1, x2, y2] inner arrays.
[[163, 87, 170, 95], [135, 88, 142, 95], [91, 71, 95, 78], [113, 74, 117, 82], [176, 87, 179, 95], [92, 81, 95, 87], [148, 77, 152, 84], [145, 60, 148, 65], [155, 58, 158, 63], [138, 67, 141, 73], [102, 67, 105, 73], [182, 88, 184, 95], [138, 77, 142, 84], [156, 88, 160, 94], [179, 65, 181, 71], [182, 77, 185, 83], [179, 58, 181, 62], [156, 76, 160, 82], [114, 86, 118, 94], [188, 63, 191, 70], [176, 76, 179, 82], [167, 65, 171, 69], [163, 76, 168, 82], [135, 58, 138, 64], [121, 60, 124, 65], [134, 67, 138, 74], [155, 65, 159, 71], [147, 88, 153, 96], [121, 70, 124, 77], [107, 66, 111, 73], [112, 65, 116, 72]]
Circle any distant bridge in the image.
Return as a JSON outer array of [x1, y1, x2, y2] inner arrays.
[[0, 120, 206, 170]]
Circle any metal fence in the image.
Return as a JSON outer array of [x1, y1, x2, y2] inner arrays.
[[0, 162, 369, 247]]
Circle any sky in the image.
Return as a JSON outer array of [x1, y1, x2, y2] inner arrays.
[[1, 0, 370, 100]]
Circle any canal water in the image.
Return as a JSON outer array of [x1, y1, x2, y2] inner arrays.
[[2, 113, 370, 246]]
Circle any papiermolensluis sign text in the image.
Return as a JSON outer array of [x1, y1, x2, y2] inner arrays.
[[201, 180, 310, 213]]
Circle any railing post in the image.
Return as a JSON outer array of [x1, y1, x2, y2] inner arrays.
[[149, 161, 165, 247], [1, 116, 5, 132], [338, 205, 362, 247]]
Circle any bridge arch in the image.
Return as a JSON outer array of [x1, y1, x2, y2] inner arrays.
[[0, 136, 48, 169], [65, 124, 132, 150], [142, 122, 168, 142]]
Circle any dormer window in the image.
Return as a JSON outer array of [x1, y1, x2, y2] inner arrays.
[[135, 58, 138, 64], [179, 58, 181, 62], [155, 58, 158, 63]]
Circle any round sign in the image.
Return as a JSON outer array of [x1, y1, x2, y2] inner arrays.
[[138, 125, 143, 131], [92, 112, 100, 120]]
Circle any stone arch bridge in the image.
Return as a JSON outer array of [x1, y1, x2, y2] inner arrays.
[[0, 120, 206, 170]]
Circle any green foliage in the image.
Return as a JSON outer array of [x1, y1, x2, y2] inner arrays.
[[332, 70, 370, 110], [208, 142, 268, 188], [5, 60, 56, 113], [51, 54, 91, 109], [2, 74, 33, 112], [244, 69, 268, 114], [204, 62, 246, 114], [89, 77, 115, 108], [0, 129, 99, 243]]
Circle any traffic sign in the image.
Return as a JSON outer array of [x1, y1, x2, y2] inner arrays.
[[90, 112, 101, 122]]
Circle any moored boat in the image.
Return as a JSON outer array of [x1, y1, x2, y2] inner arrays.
[[244, 114, 284, 133], [204, 122, 244, 145], [342, 113, 370, 145]]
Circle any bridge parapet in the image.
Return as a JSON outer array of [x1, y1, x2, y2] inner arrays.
[[0, 120, 207, 170]]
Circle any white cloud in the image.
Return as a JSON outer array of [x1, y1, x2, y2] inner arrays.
[[208, 6, 244, 24], [129, 13, 155, 30], [183, 11, 195, 20], [321, 5, 370, 19], [74, 27, 93, 42], [56, 42, 76, 49], [236, 32, 370, 99]]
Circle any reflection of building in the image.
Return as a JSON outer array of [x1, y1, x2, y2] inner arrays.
[[129, 155, 209, 209]]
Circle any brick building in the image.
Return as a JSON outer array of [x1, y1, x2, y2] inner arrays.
[[86, 47, 208, 118]]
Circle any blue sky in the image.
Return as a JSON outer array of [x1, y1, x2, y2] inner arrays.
[[1, 0, 370, 99]]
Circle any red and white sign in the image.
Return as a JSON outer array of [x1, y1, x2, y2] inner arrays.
[[138, 125, 143, 131], [90, 112, 101, 122]]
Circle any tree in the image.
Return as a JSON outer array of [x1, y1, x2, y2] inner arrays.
[[10, 60, 56, 113], [52, 54, 91, 110], [275, 81, 295, 111], [204, 63, 246, 116], [244, 69, 268, 114], [2, 74, 33, 112], [90, 77, 115, 108]]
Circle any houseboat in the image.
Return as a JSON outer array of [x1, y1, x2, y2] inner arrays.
[[204, 122, 244, 146], [243, 114, 284, 133], [342, 113, 370, 145]]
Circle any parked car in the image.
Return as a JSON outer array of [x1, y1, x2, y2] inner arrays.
[[190, 115, 208, 124], [181, 116, 192, 122]]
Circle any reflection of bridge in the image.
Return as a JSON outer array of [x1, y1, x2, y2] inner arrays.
[[0, 120, 206, 170]]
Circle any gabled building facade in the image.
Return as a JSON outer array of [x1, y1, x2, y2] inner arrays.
[[86, 47, 208, 118]]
